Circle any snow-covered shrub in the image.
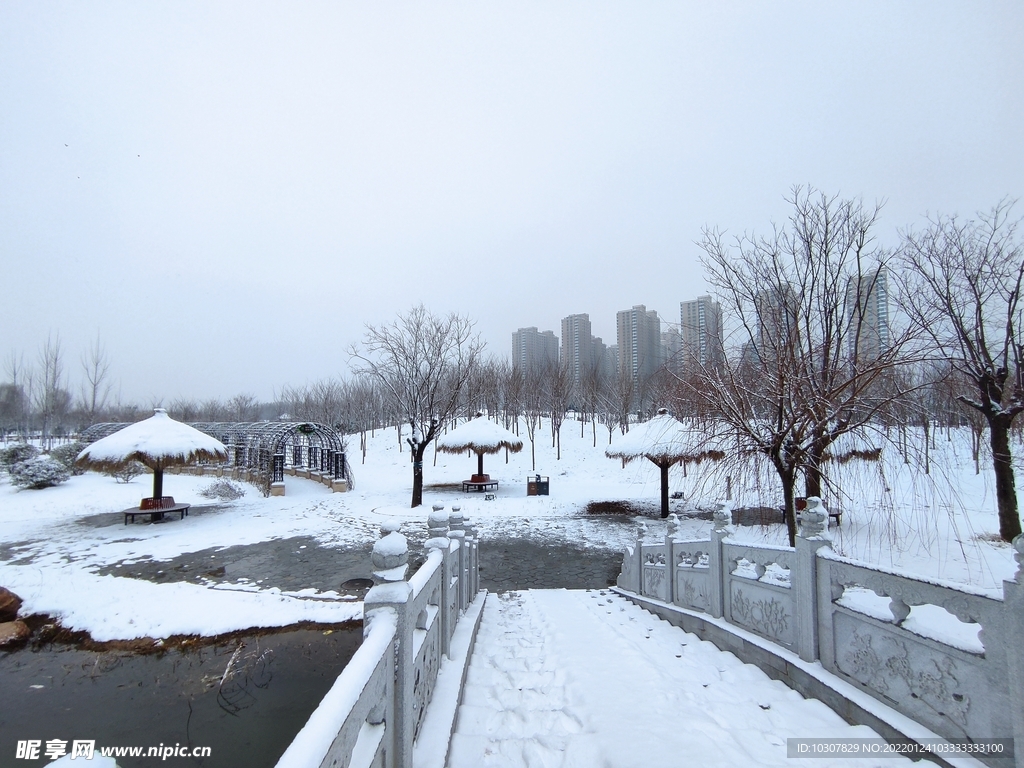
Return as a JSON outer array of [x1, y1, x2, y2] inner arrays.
[[199, 479, 245, 502], [10, 456, 70, 489], [105, 461, 146, 484], [48, 441, 87, 475], [1, 443, 39, 470]]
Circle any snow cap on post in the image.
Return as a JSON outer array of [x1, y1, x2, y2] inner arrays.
[[426, 505, 449, 550], [371, 523, 409, 584], [449, 508, 464, 531], [797, 497, 829, 540]]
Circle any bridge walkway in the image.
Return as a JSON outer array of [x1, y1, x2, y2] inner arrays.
[[444, 589, 918, 768]]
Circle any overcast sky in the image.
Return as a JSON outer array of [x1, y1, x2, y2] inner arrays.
[[2, 2, 1022, 406]]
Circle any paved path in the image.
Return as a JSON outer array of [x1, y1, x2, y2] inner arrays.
[[446, 589, 918, 768]]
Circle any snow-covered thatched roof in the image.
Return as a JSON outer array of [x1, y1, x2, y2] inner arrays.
[[821, 429, 883, 464], [436, 414, 524, 455], [605, 409, 726, 466], [76, 408, 229, 470]]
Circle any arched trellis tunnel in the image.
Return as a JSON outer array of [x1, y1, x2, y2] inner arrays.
[[80, 421, 351, 495]]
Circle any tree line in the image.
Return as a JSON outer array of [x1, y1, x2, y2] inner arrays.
[[3, 188, 1022, 540]]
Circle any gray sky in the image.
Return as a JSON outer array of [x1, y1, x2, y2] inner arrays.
[[2, 2, 1022, 405]]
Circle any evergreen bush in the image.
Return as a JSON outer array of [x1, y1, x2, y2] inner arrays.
[[48, 441, 87, 476], [1, 443, 39, 470], [10, 457, 70, 489]]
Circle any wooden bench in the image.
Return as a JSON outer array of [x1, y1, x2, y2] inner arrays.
[[462, 480, 499, 493], [124, 496, 191, 525]]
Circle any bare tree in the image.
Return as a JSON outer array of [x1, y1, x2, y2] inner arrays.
[[547, 359, 575, 460], [694, 188, 917, 545], [1, 351, 28, 437], [350, 305, 483, 507], [169, 397, 200, 422], [503, 363, 524, 436], [899, 200, 1024, 541], [521, 366, 545, 470], [227, 393, 261, 422], [80, 332, 113, 423], [35, 333, 70, 448]]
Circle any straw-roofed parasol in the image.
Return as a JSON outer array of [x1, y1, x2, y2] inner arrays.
[[436, 413, 524, 479], [606, 408, 725, 518], [76, 408, 228, 503]]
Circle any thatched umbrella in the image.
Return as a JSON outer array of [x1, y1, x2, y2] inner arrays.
[[76, 408, 229, 502], [436, 413, 524, 479], [605, 408, 725, 518]]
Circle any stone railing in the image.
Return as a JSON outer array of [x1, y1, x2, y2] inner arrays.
[[275, 505, 483, 768], [616, 498, 1024, 768]]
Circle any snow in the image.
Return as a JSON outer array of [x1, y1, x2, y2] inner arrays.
[[446, 590, 928, 768], [374, 530, 409, 557], [604, 410, 718, 464], [436, 415, 524, 454], [0, 419, 1015, 764]]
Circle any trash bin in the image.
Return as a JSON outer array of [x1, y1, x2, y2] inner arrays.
[[526, 475, 550, 496]]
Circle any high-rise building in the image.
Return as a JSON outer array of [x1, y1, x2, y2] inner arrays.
[[661, 326, 683, 376], [680, 295, 723, 373], [616, 305, 662, 385], [511, 327, 559, 376], [560, 313, 593, 383], [847, 268, 890, 361], [593, 337, 616, 383], [754, 284, 799, 362]]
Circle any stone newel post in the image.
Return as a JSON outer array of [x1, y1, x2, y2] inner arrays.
[[364, 521, 413, 768], [794, 496, 831, 662], [1004, 535, 1024, 768], [664, 514, 680, 605], [426, 504, 452, 656], [448, 509, 467, 611], [707, 501, 732, 619]]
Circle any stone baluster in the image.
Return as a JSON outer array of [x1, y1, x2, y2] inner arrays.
[[794, 496, 831, 663], [707, 501, 732, 619], [426, 504, 452, 655], [664, 514, 680, 605], [462, 510, 479, 597], [1003, 535, 1024, 768], [448, 509, 467, 612], [364, 521, 414, 768]]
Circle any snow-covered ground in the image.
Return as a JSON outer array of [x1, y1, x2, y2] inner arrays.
[[0, 420, 1018, 642], [448, 590, 924, 768]]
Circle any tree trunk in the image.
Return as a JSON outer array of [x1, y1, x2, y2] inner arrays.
[[772, 457, 797, 546], [804, 435, 827, 499], [411, 446, 426, 508], [989, 417, 1022, 541]]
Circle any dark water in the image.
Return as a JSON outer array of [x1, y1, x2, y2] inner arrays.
[[0, 626, 362, 767]]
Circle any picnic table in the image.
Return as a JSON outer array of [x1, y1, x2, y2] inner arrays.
[[124, 496, 191, 525]]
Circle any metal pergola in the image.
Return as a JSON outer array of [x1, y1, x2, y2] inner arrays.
[[81, 420, 348, 488]]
